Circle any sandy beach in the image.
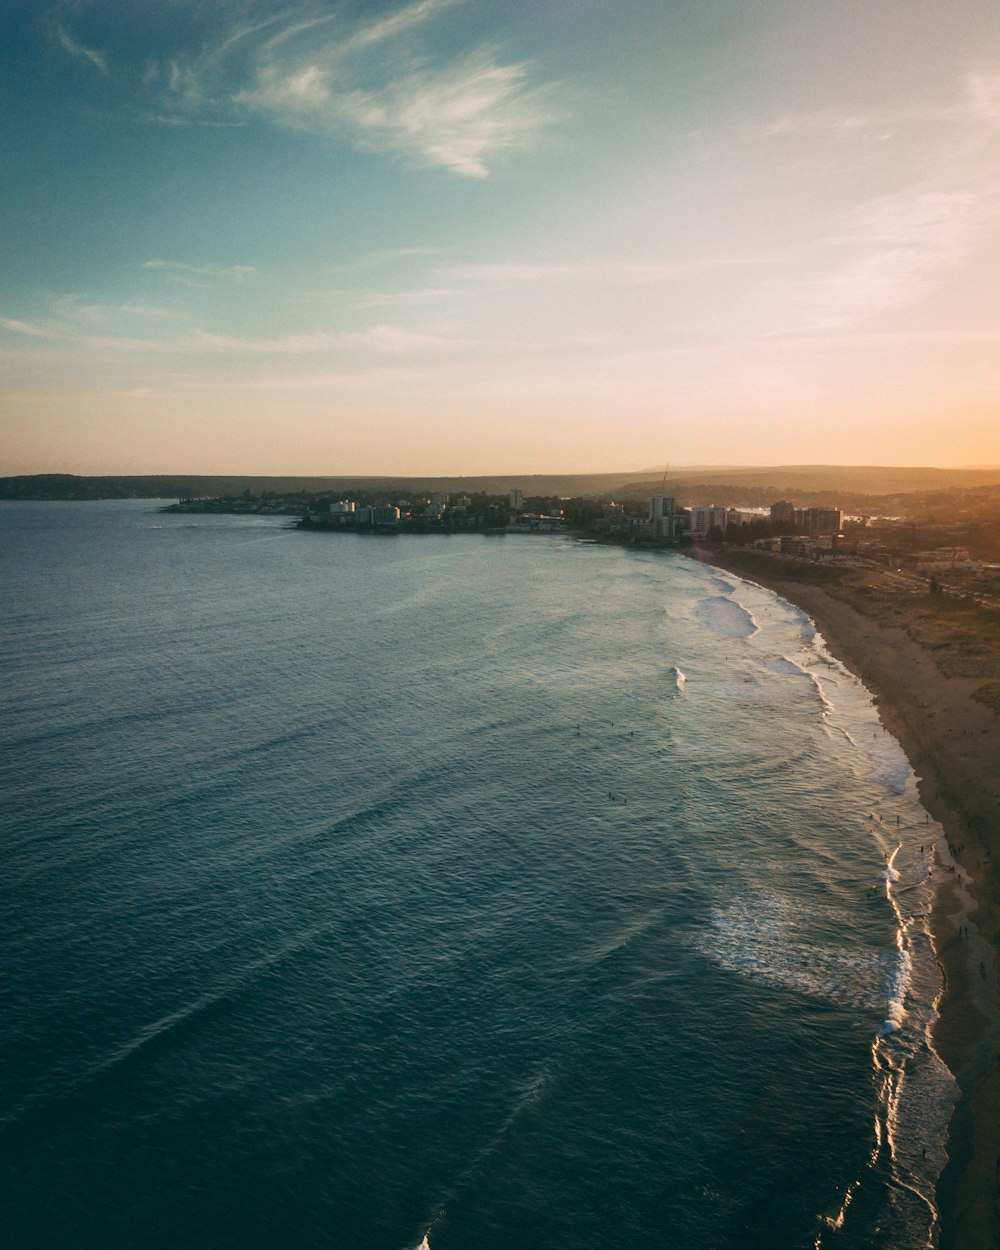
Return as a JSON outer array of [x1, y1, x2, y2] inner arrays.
[[699, 549, 1000, 1249]]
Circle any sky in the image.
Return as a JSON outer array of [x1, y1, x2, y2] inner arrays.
[[3, 0, 1000, 475]]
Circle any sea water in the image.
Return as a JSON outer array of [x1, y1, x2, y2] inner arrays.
[[0, 501, 957, 1249]]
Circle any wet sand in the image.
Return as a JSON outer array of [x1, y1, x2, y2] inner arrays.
[[699, 550, 1000, 1250]]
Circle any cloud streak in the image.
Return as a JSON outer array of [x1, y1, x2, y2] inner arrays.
[[444, 257, 772, 285], [1, 317, 61, 339], [144, 1, 557, 176], [768, 186, 992, 333], [1, 298, 182, 352], [54, 25, 108, 76], [194, 323, 464, 355], [142, 259, 256, 279]]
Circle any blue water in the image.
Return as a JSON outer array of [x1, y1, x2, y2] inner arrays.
[[0, 501, 956, 1249]]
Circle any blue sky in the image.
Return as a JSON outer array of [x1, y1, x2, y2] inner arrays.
[[3, 0, 1000, 474]]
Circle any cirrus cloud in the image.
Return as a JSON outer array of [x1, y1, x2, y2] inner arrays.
[[144, 0, 559, 177]]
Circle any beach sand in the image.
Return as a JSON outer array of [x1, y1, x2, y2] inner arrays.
[[699, 550, 1000, 1250]]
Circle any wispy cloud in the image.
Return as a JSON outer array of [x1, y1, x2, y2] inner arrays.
[[181, 365, 437, 393], [445, 258, 771, 285], [1, 290, 464, 362], [743, 66, 1000, 338], [769, 187, 992, 333], [447, 262, 585, 283], [237, 50, 549, 178], [744, 68, 1000, 154], [194, 323, 462, 355], [1, 298, 177, 350], [356, 287, 457, 308], [144, 1, 558, 176], [757, 105, 948, 142], [0, 316, 160, 351], [964, 71, 1000, 127], [142, 259, 256, 279], [0, 317, 61, 339], [54, 25, 108, 76], [49, 295, 179, 325]]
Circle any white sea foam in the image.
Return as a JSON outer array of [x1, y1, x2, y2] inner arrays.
[[694, 891, 887, 1014], [709, 575, 736, 593], [698, 594, 760, 639], [707, 564, 959, 1250], [765, 618, 920, 798], [807, 670, 836, 715], [881, 940, 912, 1035], [770, 655, 808, 676]]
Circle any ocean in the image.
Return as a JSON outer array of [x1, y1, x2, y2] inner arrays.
[[0, 500, 957, 1249]]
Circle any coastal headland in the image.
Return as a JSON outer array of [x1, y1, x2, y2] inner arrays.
[[699, 547, 1000, 1250]]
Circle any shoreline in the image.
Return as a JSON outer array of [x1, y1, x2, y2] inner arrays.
[[697, 549, 1000, 1249]]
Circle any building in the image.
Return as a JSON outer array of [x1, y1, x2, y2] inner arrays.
[[648, 494, 685, 541], [769, 500, 842, 535], [688, 504, 728, 538], [509, 488, 524, 511], [779, 535, 832, 559], [798, 507, 843, 536], [770, 500, 795, 525], [537, 514, 566, 532]]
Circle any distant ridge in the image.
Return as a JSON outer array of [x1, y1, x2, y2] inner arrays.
[[0, 471, 659, 501], [661, 465, 1000, 493], [3, 465, 1000, 501]]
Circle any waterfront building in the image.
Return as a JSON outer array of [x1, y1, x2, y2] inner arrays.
[[509, 488, 524, 511], [688, 504, 728, 538]]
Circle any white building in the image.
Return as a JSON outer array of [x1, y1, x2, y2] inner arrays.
[[509, 488, 524, 511]]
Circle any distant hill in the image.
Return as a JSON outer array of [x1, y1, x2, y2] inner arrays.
[[645, 465, 1000, 495], [0, 471, 663, 501], [3, 465, 1000, 503]]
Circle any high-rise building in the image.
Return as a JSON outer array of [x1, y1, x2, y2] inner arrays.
[[689, 505, 728, 537], [509, 488, 523, 511], [648, 494, 678, 540], [800, 507, 843, 535], [770, 500, 795, 525], [770, 501, 842, 535]]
